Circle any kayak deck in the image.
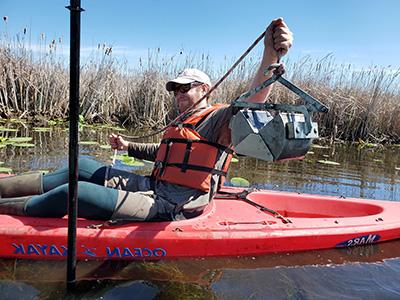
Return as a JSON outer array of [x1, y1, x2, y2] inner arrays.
[[0, 187, 399, 260]]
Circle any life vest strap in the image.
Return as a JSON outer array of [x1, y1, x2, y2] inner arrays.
[[160, 138, 234, 154], [155, 162, 228, 177], [159, 141, 173, 177], [181, 141, 192, 173]]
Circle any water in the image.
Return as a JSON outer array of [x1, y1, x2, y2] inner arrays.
[[1, 124, 400, 299]]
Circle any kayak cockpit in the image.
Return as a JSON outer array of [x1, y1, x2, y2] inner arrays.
[[246, 191, 384, 218]]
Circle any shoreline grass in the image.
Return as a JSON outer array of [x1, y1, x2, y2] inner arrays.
[[1, 30, 400, 144]]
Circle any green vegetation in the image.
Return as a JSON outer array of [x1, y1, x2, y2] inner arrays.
[[231, 157, 239, 163], [112, 153, 145, 167], [78, 141, 99, 145], [7, 137, 32, 143], [317, 160, 341, 166], [13, 143, 35, 147], [230, 177, 250, 187], [0, 167, 12, 173]]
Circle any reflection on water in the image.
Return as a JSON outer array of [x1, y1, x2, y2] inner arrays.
[[1, 242, 400, 299], [1, 125, 400, 299], [213, 259, 400, 299]]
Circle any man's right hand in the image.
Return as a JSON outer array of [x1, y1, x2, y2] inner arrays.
[[109, 134, 129, 150], [264, 17, 293, 61]]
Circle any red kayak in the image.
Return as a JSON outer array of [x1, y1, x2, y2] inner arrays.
[[0, 185, 400, 261]]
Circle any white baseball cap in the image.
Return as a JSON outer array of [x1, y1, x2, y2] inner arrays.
[[166, 68, 212, 91]]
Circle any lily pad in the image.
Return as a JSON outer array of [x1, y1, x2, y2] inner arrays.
[[13, 143, 36, 147], [0, 127, 18, 132], [395, 167, 400, 171], [112, 154, 145, 167], [47, 119, 65, 126], [311, 145, 329, 149], [100, 144, 112, 149], [317, 160, 340, 166], [373, 159, 384, 163], [100, 125, 126, 131], [8, 137, 33, 143], [364, 143, 378, 148], [79, 141, 99, 145], [80, 124, 94, 129], [111, 154, 127, 160], [230, 177, 250, 187], [33, 127, 52, 132], [0, 167, 13, 173], [36, 170, 50, 174], [231, 157, 239, 163], [306, 151, 314, 155], [0, 144, 6, 148], [122, 160, 145, 167], [9, 118, 27, 124]]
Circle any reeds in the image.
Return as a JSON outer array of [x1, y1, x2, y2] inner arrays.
[[1, 29, 400, 143]]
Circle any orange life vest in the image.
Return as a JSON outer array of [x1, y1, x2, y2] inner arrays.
[[151, 104, 234, 192]]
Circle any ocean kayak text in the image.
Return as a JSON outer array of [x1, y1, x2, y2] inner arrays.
[[11, 243, 167, 258]]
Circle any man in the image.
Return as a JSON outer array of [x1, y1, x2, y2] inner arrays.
[[108, 18, 293, 220], [0, 18, 293, 221]]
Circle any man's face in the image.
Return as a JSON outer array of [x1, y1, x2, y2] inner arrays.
[[173, 82, 207, 112]]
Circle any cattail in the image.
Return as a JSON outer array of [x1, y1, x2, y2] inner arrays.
[[23, 28, 27, 35], [3, 16, 8, 22]]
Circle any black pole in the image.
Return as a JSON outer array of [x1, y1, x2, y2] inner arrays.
[[66, 0, 84, 290]]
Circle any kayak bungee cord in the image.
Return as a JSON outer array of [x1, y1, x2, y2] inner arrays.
[[118, 30, 267, 141], [218, 189, 292, 224]]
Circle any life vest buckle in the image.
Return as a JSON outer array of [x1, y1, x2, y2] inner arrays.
[[154, 161, 163, 169]]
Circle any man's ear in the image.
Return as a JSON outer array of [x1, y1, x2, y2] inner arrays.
[[202, 84, 210, 94]]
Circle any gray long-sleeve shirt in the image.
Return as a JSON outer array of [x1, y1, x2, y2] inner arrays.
[[128, 142, 159, 161]]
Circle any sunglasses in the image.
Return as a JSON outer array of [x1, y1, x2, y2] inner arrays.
[[173, 82, 203, 95]]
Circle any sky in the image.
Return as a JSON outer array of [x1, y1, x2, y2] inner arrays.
[[1, 0, 400, 69]]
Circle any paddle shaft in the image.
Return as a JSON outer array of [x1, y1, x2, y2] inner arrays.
[[66, 0, 84, 291]]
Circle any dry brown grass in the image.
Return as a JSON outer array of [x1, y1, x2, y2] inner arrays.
[[1, 34, 400, 143]]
